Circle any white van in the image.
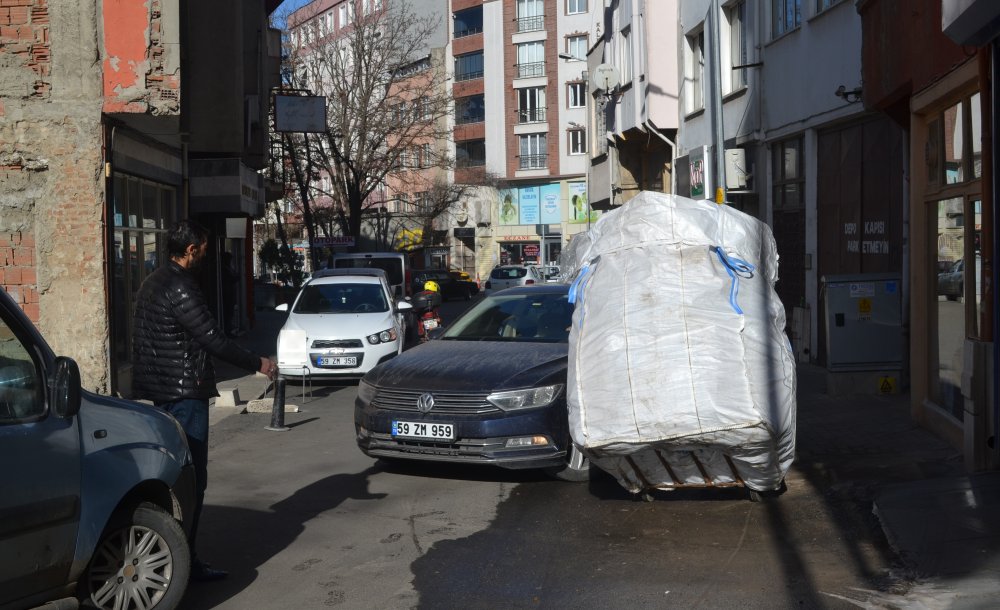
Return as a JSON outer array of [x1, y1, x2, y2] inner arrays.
[[330, 252, 409, 299]]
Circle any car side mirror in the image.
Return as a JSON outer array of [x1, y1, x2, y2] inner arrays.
[[396, 300, 413, 312], [275, 303, 289, 312], [50, 356, 81, 418]]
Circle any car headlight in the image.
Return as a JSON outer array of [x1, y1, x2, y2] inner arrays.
[[357, 379, 377, 404], [487, 384, 563, 411], [366, 328, 398, 344]]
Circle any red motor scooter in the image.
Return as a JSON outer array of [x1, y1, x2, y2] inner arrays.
[[410, 283, 443, 343]]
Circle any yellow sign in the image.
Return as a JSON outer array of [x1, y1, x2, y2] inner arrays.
[[878, 376, 896, 394], [858, 298, 872, 313]]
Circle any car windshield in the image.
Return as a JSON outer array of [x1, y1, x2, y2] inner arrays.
[[442, 291, 572, 342], [492, 267, 527, 280], [293, 283, 388, 314]]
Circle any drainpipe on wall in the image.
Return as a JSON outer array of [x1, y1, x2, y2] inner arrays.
[[992, 40, 999, 465]]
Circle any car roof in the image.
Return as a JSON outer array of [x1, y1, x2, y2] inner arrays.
[[312, 268, 387, 281], [308, 272, 385, 286], [492, 283, 569, 296]]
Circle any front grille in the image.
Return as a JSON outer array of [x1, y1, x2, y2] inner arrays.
[[373, 388, 499, 414], [312, 339, 363, 349]]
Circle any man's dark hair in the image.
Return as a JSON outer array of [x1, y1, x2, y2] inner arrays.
[[167, 220, 210, 259]]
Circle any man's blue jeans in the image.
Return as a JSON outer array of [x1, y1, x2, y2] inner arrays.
[[157, 398, 209, 555]]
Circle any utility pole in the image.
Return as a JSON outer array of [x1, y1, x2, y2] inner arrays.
[[708, 0, 727, 204]]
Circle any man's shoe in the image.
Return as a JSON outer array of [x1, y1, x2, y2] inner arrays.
[[190, 559, 228, 582]]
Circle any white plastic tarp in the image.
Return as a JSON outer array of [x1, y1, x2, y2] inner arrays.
[[565, 192, 796, 492]]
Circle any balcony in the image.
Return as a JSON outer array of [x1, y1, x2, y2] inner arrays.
[[457, 111, 486, 125], [454, 25, 482, 39], [518, 154, 547, 170], [517, 15, 544, 33], [455, 69, 484, 82], [516, 107, 546, 124], [515, 61, 544, 78]]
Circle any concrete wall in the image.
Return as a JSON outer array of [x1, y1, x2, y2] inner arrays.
[[0, 1, 109, 391]]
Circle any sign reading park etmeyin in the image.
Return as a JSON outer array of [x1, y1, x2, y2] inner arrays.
[[275, 95, 327, 133]]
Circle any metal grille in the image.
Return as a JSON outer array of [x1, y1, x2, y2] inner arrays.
[[372, 388, 498, 414], [312, 339, 363, 349]]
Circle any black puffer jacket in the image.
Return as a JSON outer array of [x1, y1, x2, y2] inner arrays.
[[132, 260, 260, 403]]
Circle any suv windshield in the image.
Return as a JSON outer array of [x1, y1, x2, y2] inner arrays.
[[443, 292, 572, 342], [293, 283, 388, 314]]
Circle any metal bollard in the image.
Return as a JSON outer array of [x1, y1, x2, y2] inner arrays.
[[265, 377, 290, 432]]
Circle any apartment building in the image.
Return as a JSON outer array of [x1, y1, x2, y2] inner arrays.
[[586, 0, 679, 212], [0, 0, 282, 394], [446, 0, 603, 279]]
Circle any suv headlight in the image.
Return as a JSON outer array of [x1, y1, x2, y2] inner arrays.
[[357, 379, 378, 405], [366, 328, 398, 344], [487, 384, 563, 411]]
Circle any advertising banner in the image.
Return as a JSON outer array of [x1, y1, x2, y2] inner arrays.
[[499, 189, 519, 225], [518, 186, 540, 224], [540, 184, 562, 224], [568, 181, 600, 224]]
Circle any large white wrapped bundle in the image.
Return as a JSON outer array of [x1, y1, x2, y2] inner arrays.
[[565, 192, 796, 492]]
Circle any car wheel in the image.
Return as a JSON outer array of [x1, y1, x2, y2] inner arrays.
[[544, 443, 590, 482], [463, 288, 472, 301], [80, 502, 190, 610]]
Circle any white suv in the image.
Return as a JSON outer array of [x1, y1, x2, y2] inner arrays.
[[276, 268, 412, 379], [484, 265, 542, 293]]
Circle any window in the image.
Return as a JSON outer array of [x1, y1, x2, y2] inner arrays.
[[567, 35, 587, 60], [519, 134, 547, 169], [772, 137, 804, 210], [516, 42, 545, 78], [0, 315, 43, 422], [517, 86, 546, 123], [569, 129, 586, 155], [338, 3, 348, 26], [517, 0, 544, 32], [567, 0, 587, 15], [421, 143, 432, 168], [455, 52, 484, 81], [816, 0, 842, 11], [455, 95, 485, 124], [456, 139, 486, 167], [725, 1, 747, 92], [416, 97, 431, 121], [363, 0, 383, 15], [772, 0, 801, 38], [618, 27, 632, 85], [926, 92, 982, 186], [685, 29, 705, 113], [567, 82, 585, 108], [454, 6, 483, 38]]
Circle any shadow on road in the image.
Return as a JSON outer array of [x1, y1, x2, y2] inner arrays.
[[182, 467, 386, 609]]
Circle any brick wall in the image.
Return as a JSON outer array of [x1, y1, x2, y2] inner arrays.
[[0, 230, 37, 322], [0, 0, 50, 98]]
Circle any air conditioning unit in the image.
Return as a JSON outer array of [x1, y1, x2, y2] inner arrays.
[[724, 148, 750, 190]]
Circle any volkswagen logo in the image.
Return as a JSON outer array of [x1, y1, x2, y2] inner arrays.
[[416, 392, 435, 413]]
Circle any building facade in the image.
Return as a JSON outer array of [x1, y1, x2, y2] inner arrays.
[[859, 0, 998, 470], [0, 0, 281, 394]]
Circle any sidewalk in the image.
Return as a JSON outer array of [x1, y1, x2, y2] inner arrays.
[[210, 317, 1000, 602]]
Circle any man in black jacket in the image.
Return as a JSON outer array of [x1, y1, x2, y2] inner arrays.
[[132, 220, 276, 582]]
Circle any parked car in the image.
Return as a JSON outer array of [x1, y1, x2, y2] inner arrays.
[[448, 268, 471, 281], [410, 269, 479, 301], [0, 287, 194, 609], [483, 265, 542, 293], [354, 284, 589, 481], [276, 268, 412, 379], [937, 258, 964, 301], [330, 252, 409, 299]]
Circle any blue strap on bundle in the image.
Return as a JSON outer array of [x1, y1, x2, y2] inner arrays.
[[568, 263, 593, 326], [711, 246, 755, 314]]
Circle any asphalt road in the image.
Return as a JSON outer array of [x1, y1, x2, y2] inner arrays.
[[181, 295, 902, 609]]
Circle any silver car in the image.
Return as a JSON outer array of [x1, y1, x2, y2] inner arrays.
[[484, 265, 542, 293]]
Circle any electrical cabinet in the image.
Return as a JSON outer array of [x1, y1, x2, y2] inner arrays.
[[822, 273, 903, 371]]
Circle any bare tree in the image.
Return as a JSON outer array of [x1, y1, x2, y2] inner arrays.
[[279, 1, 456, 259]]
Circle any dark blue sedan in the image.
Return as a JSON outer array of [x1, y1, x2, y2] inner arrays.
[[354, 284, 589, 481]]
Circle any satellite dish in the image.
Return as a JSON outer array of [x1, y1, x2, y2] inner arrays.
[[589, 63, 620, 93]]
